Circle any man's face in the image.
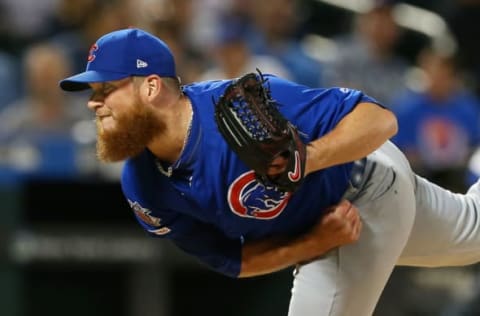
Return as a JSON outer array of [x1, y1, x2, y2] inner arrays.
[[88, 78, 164, 162]]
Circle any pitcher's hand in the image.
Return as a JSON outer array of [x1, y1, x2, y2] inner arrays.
[[304, 200, 362, 255]]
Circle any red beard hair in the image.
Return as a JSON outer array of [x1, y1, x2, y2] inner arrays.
[[96, 100, 164, 162]]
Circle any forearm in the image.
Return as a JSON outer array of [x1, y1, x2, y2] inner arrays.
[[238, 200, 361, 278], [238, 234, 327, 278], [305, 102, 398, 174]]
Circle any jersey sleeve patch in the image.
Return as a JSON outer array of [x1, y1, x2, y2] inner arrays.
[[128, 199, 171, 236]]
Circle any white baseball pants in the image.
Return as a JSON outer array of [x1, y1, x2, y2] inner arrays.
[[288, 141, 480, 316]]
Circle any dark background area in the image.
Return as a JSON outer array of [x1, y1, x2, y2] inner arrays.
[[2, 181, 476, 316]]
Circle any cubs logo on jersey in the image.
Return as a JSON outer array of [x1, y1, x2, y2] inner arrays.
[[128, 199, 171, 235], [227, 171, 291, 220]]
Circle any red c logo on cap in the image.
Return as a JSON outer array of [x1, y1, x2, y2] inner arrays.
[[87, 44, 98, 62]]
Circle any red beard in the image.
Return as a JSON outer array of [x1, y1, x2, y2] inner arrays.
[[96, 102, 164, 162]]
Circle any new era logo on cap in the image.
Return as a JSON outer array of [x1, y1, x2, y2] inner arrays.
[[137, 59, 148, 68], [59, 28, 176, 91]]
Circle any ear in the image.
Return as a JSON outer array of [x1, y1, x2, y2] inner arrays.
[[143, 75, 162, 101]]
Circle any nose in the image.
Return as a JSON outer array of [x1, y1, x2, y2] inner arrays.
[[87, 99, 103, 112]]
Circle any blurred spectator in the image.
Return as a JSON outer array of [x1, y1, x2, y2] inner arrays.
[[322, 0, 410, 106], [138, 0, 206, 84], [0, 0, 57, 46], [0, 51, 20, 111], [44, 0, 97, 34], [48, 0, 134, 74], [444, 0, 480, 97], [0, 42, 91, 182], [0, 1, 22, 111], [199, 14, 291, 81], [391, 47, 480, 192], [245, 0, 322, 87], [186, 0, 234, 52]]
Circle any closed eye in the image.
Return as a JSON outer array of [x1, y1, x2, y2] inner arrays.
[[90, 83, 119, 101]]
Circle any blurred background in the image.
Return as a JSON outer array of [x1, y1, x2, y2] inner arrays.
[[1, 0, 480, 315]]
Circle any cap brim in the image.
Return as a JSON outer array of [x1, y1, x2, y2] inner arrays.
[[59, 70, 130, 91]]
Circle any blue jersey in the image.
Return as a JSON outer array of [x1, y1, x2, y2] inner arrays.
[[121, 75, 379, 277]]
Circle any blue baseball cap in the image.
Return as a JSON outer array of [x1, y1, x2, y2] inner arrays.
[[60, 28, 176, 91]]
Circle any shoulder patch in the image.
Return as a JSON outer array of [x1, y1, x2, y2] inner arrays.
[[128, 199, 171, 235]]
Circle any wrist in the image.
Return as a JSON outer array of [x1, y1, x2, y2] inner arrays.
[[304, 144, 318, 176]]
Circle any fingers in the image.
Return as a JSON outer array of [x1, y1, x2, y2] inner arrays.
[[307, 200, 363, 253], [330, 200, 356, 224], [335, 199, 352, 215], [350, 209, 363, 242], [266, 156, 288, 177], [324, 199, 349, 215], [331, 199, 362, 242]]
